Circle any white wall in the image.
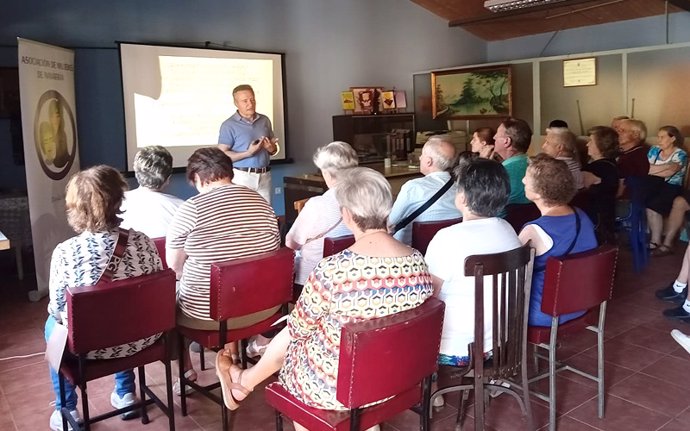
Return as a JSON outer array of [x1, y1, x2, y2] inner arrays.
[[487, 12, 690, 62]]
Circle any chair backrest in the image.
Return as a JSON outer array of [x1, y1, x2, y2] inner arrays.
[[322, 234, 356, 258], [411, 217, 462, 255], [541, 245, 618, 316], [504, 203, 541, 233], [66, 269, 177, 354], [335, 297, 445, 408], [464, 244, 534, 380], [569, 189, 591, 214], [152, 237, 168, 269], [210, 247, 295, 321]]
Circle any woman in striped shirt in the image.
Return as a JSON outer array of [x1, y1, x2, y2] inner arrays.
[[166, 147, 280, 394]]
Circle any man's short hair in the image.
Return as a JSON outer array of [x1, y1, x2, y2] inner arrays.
[[232, 84, 254, 96], [548, 119, 568, 129], [621, 119, 647, 141], [133, 146, 174, 190], [502, 118, 533, 153], [453, 158, 510, 218], [425, 136, 457, 171]]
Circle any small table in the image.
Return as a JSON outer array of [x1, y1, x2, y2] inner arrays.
[[0, 231, 9, 251]]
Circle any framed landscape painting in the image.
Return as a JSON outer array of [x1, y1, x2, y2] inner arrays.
[[431, 65, 512, 119]]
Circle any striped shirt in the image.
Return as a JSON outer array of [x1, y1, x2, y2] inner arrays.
[[167, 184, 280, 320]]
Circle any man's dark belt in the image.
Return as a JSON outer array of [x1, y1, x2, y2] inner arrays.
[[235, 167, 270, 174]]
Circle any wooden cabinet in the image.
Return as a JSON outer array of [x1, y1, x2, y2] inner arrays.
[[332, 113, 415, 163]]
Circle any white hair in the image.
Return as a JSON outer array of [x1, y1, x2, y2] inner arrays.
[[335, 167, 392, 230], [424, 136, 456, 171], [313, 141, 359, 179]]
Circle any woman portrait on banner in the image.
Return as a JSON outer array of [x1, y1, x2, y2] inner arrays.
[[39, 98, 69, 168]]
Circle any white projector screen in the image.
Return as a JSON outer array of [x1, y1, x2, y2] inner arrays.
[[119, 43, 287, 170]]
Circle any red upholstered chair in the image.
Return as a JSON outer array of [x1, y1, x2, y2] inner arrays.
[[431, 244, 536, 431], [176, 247, 295, 431], [57, 269, 177, 431], [265, 297, 445, 431], [527, 245, 618, 431], [505, 203, 541, 233], [323, 234, 356, 258], [152, 237, 168, 269], [411, 217, 462, 255]]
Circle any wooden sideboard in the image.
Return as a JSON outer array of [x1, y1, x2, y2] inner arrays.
[[283, 163, 422, 227]]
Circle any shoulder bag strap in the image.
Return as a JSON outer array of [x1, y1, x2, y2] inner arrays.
[[303, 217, 343, 245], [100, 228, 130, 282], [393, 177, 454, 234], [561, 208, 581, 257]]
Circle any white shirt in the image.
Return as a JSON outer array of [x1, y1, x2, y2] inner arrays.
[[425, 217, 522, 358], [120, 187, 184, 239], [389, 171, 462, 245], [286, 188, 351, 285]]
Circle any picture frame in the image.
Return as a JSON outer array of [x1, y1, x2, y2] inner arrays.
[[350, 87, 383, 114], [380, 91, 395, 110], [563, 57, 597, 87], [340, 91, 355, 110], [431, 65, 512, 119], [394, 90, 407, 110]]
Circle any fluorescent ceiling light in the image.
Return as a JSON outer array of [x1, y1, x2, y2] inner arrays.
[[484, 0, 569, 13]]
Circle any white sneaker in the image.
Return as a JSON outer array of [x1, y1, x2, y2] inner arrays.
[[173, 369, 198, 396], [432, 394, 445, 409], [671, 329, 690, 354], [111, 391, 138, 409], [246, 336, 269, 358], [49, 409, 81, 431], [488, 379, 511, 398]]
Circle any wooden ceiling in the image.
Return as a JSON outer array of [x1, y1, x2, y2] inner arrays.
[[411, 0, 690, 41]]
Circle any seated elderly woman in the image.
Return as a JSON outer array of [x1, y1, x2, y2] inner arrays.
[[425, 158, 521, 367], [45, 165, 164, 431], [582, 126, 620, 244], [541, 126, 584, 189], [643, 126, 687, 257], [214, 167, 433, 431], [285, 141, 358, 286], [166, 147, 280, 394], [519, 154, 598, 326]]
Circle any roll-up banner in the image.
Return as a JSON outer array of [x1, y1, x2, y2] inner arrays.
[[17, 38, 80, 301]]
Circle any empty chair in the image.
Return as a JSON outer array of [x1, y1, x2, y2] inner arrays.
[[265, 297, 445, 431], [56, 269, 177, 431], [411, 217, 462, 255], [176, 247, 295, 431], [431, 244, 535, 431], [322, 234, 356, 257], [527, 245, 618, 431]]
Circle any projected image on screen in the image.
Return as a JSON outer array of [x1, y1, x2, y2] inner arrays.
[[120, 43, 286, 169]]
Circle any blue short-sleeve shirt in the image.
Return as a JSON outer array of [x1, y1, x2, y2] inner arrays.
[[218, 111, 274, 168]]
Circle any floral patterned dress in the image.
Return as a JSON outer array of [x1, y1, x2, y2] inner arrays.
[[279, 249, 433, 410]]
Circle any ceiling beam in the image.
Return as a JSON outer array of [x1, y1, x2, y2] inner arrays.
[[449, 0, 610, 26], [668, 0, 690, 12]]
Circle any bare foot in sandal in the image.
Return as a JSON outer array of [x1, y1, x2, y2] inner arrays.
[[215, 350, 252, 410]]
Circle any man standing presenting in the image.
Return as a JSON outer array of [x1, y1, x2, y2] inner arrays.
[[493, 118, 533, 205], [218, 84, 278, 203], [389, 136, 461, 245]]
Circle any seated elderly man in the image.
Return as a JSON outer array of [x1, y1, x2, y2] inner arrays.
[[389, 136, 461, 245], [616, 118, 650, 198], [541, 126, 584, 189], [493, 118, 533, 205], [120, 146, 183, 238]]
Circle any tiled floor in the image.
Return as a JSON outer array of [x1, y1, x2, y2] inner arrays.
[[0, 243, 689, 431]]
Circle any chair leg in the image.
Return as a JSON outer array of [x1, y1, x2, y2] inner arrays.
[[221, 398, 229, 431], [456, 390, 469, 427], [164, 359, 176, 431], [138, 366, 150, 424], [420, 376, 432, 431], [178, 333, 188, 416], [274, 410, 283, 431], [474, 376, 484, 431], [548, 335, 557, 431], [81, 381, 91, 431], [200, 347, 206, 371], [240, 338, 249, 369], [58, 373, 69, 431], [597, 326, 605, 418], [349, 408, 362, 431], [532, 343, 539, 373], [14, 245, 24, 281], [521, 348, 535, 431]]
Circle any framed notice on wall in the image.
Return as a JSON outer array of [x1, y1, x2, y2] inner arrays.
[[563, 57, 597, 87]]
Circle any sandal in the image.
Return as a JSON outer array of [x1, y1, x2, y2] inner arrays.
[[215, 350, 252, 410], [651, 246, 673, 257], [649, 242, 659, 250]]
